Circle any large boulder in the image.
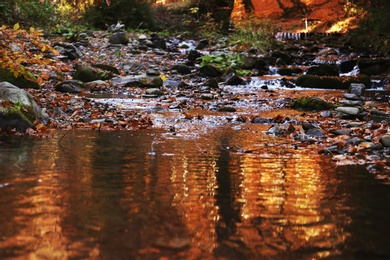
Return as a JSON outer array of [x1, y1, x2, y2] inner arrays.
[[0, 82, 48, 132], [306, 64, 339, 76], [358, 59, 390, 75], [295, 74, 345, 89]]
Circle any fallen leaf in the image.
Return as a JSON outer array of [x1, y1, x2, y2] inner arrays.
[[13, 23, 20, 31]]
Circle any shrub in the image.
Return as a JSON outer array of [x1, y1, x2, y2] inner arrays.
[[228, 17, 282, 52], [84, 0, 155, 30], [199, 52, 251, 76], [0, 0, 58, 28], [0, 1, 14, 25], [348, 5, 390, 55]]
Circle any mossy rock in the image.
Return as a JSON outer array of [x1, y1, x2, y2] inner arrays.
[[94, 64, 120, 74], [199, 65, 223, 78], [343, 74, 371, 89], [150, 76, 163, 87], [278, 67, 303, 76], [307, 64, 339, 76], [0, 67, 40, 89], [0, 105, 35, 131], [290, 97, 336, 111], [74, 64, 113, 82], [271, 51, 293, 65], [295, 74, 345, 89], [0, 81, 48, 131]]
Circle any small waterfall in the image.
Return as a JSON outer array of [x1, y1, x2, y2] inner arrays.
[[275, 32, 343, 41]]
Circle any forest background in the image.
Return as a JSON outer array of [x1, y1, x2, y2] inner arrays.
[[0, 0, 389, 55]]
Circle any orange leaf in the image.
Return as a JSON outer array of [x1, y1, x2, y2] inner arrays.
[[37, 76, 43, 85], [36, 123, 48, 131], [33, 30, 41, 39], [50, 48, 60, 56], [41, 72, 50, 80]]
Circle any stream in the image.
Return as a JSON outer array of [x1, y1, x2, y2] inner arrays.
[[1, 29, 390, 259], [1, 128, 390, 259]]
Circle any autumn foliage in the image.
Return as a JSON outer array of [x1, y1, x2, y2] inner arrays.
[[0, 23, 60, 87]]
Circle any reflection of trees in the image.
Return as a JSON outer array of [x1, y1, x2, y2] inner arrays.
[[59, 131, 191, 258], [165, 130, 348, 258], [229, 148, 346, 258], [0, 137, 69, 258], [213, 136, 246, 258], [3, 130, 386, 258]]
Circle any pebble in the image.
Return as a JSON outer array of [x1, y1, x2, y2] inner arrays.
[[380, 135, 390, 147]]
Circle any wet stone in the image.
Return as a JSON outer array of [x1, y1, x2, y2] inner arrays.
[[172, 64, 192, 75], [349, 83, 365, 96], [332, 129, 353, 136], [138, 34, 148, 41], [163, 79, 182, 89], [302, 122, 317, 130], [320, 110, 332, 118], [251, 117, 272, 124], [203, 78, 219, 89], [218, 106, 237, 112], [201, 93, 214, 100], [146, 69, 160, 76], [339, 99, 365, 107], [306, 128, 323, 137], [109, 32, 129, 45], [146, 88, 163, 96], [294, 133, 309, 141], [347, 122, 364, 128], [346, 137, 365, 145], [225, 74, 246, 86], [370, 109, 388, 116], [380, 135, 390, 147], [342, 93, 364, 100], [336, 106, 360, 115]]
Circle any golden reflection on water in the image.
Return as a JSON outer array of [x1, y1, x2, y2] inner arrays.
[[153, 128, 348, 258], [0, 129, 353, 259], [169, 152, 220, 253], [237, 151, 343, 258]]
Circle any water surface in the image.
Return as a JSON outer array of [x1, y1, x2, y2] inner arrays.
[[0, 128, 389, 259]]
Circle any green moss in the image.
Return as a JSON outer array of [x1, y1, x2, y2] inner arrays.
[[0, 104, 35, 131], [278, 67, 303, 76], [342, 74, 371, 89], [295, 74, 345, 89], [8, 103, 35, 122], [290, 97, 336, 111], [0, 67, 40, 89], [74, 65, 112, 82]]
